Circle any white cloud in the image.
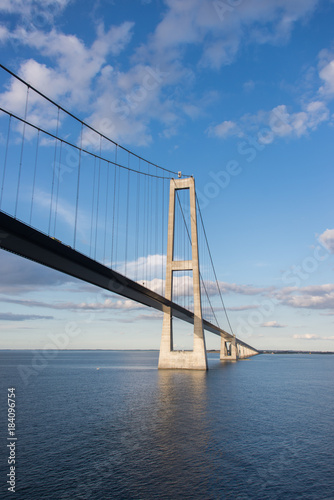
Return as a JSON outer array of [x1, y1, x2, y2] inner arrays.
[[1, 295, 143, 312], [201, 280, 272, 298], [139, 275, 192, 297], [0, 0, 69, 17], [318, 50, 334, 97], [304, 100, 330, 128], [0, 23, 135, 144], [116, 254, 166, 282], [75, 298, 142, 311], [212, 43, 334, 143], [261, 321, 286, 328], [276, 284, 334, 309], [151, 0, 202, 51], [243, 80, 255, 92], [85, 61, 192, 146], [227, 305, 259, 311], [6, 23, 133, 106], [319, 228, 334, 253], [214, 99, 330, 144], [0, 59, 70, 130], [95, 22, 135, 57], [0, 25, 9, 41], [0, 312, 54, 321], [293, 333, 318, 339], [218, 282, 273, 296], [138, 275, 273, 298], [147, 0, 320, 69], [206, 120, 239, 139], [0, 0, 69, 48], [319, 60, 334, 95], [137, 312, 163, 321], [256, 100, 329, 144], [200, 38, 240, 69], [293, 333, 334, 340], [113, 311, 163, 323], [0, 250, 73, 293]]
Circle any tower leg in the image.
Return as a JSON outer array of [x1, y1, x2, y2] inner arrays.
[[230, 339, 238, 360], [158, 177, 207, 370]]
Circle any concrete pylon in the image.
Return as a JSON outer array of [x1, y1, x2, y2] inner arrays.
[[238, 344, 251, 359], [158, 177, 207, 370], [238, 344, 242, 358], [231, 338, 238, 360]]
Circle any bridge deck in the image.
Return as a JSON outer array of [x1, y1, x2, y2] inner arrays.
[[0, 211, 254, 350]]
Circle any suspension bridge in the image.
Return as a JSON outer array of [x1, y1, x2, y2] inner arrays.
[[0, 63, 258, 369]]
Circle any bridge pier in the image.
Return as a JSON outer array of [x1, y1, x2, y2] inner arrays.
[[238, 345, 247, 359], [158, 177, 208, 370], [237, 344, 258, 359], [159, 313, 207, 370], [220, 336, 238, 361]]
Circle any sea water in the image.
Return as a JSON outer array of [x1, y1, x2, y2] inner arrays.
[[0, 351, 333, 499]]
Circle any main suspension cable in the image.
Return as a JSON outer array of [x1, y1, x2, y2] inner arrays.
[[0, 108, 173, 180], [0, 63, 190, 178]]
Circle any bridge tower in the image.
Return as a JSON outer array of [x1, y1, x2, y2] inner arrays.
[[158, 177, 208, 370]]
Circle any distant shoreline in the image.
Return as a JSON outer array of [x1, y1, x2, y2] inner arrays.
[[257, 350, 334, 355], [1, 349, 334, 354], [208, 350, 334, 355]]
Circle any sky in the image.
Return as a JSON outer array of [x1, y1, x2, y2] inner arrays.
[[0, 0, 334, 352]]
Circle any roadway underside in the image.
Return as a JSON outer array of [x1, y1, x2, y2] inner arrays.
[[0, 211, 255, 350]]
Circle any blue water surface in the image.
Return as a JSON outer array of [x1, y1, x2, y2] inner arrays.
[[0, 351, 333, 499]]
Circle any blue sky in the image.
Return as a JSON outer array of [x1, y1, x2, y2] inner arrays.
[[0, 0, 334, 352]]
